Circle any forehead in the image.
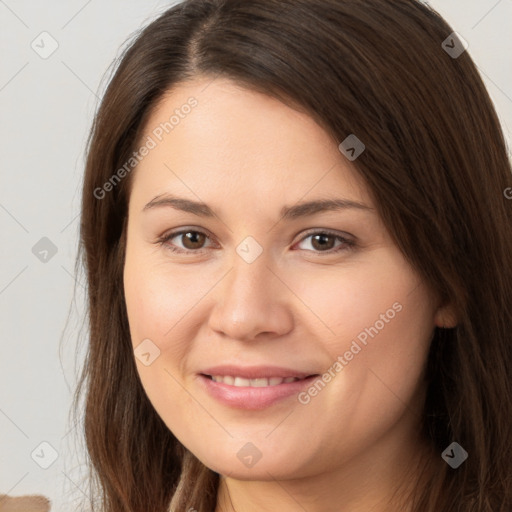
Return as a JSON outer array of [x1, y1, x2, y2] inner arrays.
[[130, 77, 372, 212]]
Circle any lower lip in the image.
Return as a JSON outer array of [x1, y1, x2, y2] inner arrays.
[[197, 374, 319, 410]]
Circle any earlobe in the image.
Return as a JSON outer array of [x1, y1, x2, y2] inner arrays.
[[434, 302, 458, 329]]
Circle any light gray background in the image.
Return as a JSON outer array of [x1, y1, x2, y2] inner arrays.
[[1, 1, 511, 510]]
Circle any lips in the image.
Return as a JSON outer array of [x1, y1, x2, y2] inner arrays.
[[197, 365, 319, 409]]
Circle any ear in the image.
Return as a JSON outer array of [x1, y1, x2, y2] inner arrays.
[[434, 301, 458, 329]]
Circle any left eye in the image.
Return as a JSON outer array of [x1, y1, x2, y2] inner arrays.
[[295, 231, 354, 253]]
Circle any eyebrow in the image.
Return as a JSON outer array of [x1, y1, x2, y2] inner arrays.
[[142, 193, 374, 220]]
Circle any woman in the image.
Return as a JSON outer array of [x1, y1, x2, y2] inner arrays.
[[74, 0, 512, 510]]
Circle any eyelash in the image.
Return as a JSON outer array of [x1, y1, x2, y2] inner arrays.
[[156, 228, 356, 256]]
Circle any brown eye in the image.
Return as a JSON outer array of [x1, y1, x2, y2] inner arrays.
[[158, 229, 213, 254], [296, 231, 355, 254], [180, 231, 207, 250], [310, 233, 336, 251]]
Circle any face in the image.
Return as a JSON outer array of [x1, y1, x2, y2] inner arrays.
[[123, 77, 444, 481]]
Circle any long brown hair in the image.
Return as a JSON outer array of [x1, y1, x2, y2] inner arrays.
[[73, 0, 512, 510]]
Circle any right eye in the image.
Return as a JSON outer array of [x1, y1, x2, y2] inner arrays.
[[157, 229, 215, 254]]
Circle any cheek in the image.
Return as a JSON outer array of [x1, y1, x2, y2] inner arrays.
[[123, 254, 204, 430], [123, 251, 200, 351], [290, 249, 433, 348], [290, 249, 435, 407], [280, 260, 435, 472]]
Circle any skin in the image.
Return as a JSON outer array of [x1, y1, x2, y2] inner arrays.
[[123, 77, 456, 512]]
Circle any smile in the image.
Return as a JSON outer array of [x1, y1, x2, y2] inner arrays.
[[197, 372, 319, 410]]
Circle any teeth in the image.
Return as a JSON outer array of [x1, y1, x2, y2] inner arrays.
[[210, 375, 301, 386], [250, 378, 269, 387], [223, 375, 234, 385], [234, 377, 250, 387]]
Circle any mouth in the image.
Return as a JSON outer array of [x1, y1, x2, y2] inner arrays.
[[197, 371, 320, 410]]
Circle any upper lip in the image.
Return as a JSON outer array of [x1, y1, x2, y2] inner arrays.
[[199, 365, 318, 380]]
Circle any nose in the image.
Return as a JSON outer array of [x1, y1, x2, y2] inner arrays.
[[207, 253, 294, 341]]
